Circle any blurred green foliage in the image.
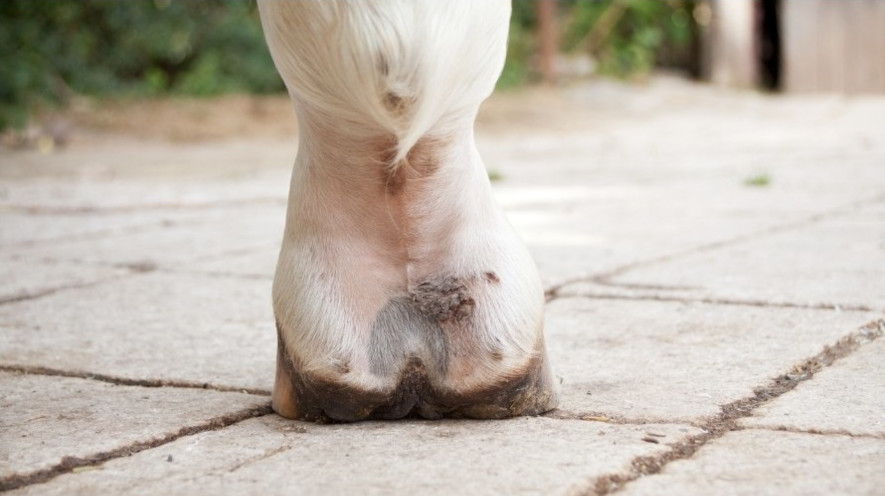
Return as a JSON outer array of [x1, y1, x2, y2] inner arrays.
[[500, 0, 698, 87], [497, 1, 538, 90], [0, 0, 283, 130], [563, 0, 697, 78], [1, 0, 699, 129]]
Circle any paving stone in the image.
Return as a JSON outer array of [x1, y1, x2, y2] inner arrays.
[[499, 176, 885, 285], [741, 337, 885, 436], [0, 255, 126, 303], [0, 372, 268, 481], [0, 139, 292, 210], [0, 211, 171, 248], [186, 244, 277, 279], [480, 81, 885, 188], [8, 415, 700, 496], [581, 202, 885, 310], [3, 78, 884, 495], [544, 297, 878, 421], [0, 272, 275, 391], [617, 429, 885, 496], [13, 205, 285, 269]]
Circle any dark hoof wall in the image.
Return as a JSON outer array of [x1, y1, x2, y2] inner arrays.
[[273, 342, 558, 422]]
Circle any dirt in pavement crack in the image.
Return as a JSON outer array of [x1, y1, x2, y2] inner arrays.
[[547, 291, 878, 313], [589, 319, 884, 496], [0, 404, 273, 492], [544, 192, 885, 301], [0, 364, 272, 397]]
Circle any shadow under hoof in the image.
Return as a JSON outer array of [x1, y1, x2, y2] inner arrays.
[[273, 337, 559, 423]]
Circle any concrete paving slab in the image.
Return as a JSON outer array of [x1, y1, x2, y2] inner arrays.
[[0, 272, 275, 391], [0, 178, 286, 213], [741, 336, 885, 437], [545, 297, 878, 421], [9, 205, 285, 269], [0, 255, 126, 303], [0, 139, 292, 210], [500, 173, 885, 285], [581, 202, 885, 310], [0, 371, 268, 481], [0, 211, 173, 248], [618, 429, 885, 496], [8, 415, 700, 496], [186, 244, 277, 279]]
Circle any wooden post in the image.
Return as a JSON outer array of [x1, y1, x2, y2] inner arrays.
[[536, 0, 558, 84], [783, 0, 885, 93], [708, 0, 757, 88]]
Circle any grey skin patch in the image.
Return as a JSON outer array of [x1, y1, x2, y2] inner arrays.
[[369, 297, 449, 377]]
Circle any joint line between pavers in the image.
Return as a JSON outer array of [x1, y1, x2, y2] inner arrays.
[[158, 267, 273, 281], [0, 403, 274, 492], [0, 262, 273, 308], [543, 409, 675, 426], [1, 219, 176, 251], [548, 292, 880, 314], [0, 274, 133, 306], [737, 425, 885, 441], [544, 192, 885, 299], [4, 196, 286, 216], [0, 364, 272, 397], [587, 318, 885, 496]]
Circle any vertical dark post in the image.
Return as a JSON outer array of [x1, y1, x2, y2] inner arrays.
[[758, 0, 781, 90], [536, 0, 558, 84]]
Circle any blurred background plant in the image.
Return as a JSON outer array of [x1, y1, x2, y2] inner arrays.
[[499, 0, 699, 88], [0, 0, 282, 130], [0, 0, 701, 131], [562, 0, 699, 79]]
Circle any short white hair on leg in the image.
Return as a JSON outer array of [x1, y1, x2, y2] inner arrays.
[[257, 0, 511, 168]]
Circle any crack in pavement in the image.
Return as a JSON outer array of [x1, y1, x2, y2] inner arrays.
[[0, 274, 133, 306], [0, 403, 273, 492], [225, 445, 293, 475], [544, 192, 885, 300], [585, 318, 885, 496], [0, 256, 274, 307], [737, 425, 885, 441], [550, 292, 881, 314], [0, 220, 171, 250], [0, 365, 272, 397], [158, 268, 273, 281], [1, 196, 286, 216], [544, 410, 671, 426]]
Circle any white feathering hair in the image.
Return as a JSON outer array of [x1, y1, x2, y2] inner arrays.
[[257, 0, 511, 168]]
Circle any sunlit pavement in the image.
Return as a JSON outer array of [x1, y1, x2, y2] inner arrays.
[[2, 78, 884, 495]]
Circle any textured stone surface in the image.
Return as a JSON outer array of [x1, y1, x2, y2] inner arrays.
[[578, 202, 885, 310], [0, 256, 126, 303], [544, 297, 878, 421], [13, 205, 285, 270], [9, 415, 700, 496], [741, 337, 885, 436], [0, 272, 276, 391], [0, 139, 292, 210], [2, 77, 884, 494], [186, 243, 277, 278], [0, 372, 268, 480], [0, 211, 169, 248], [618, 430, 885, 496]]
